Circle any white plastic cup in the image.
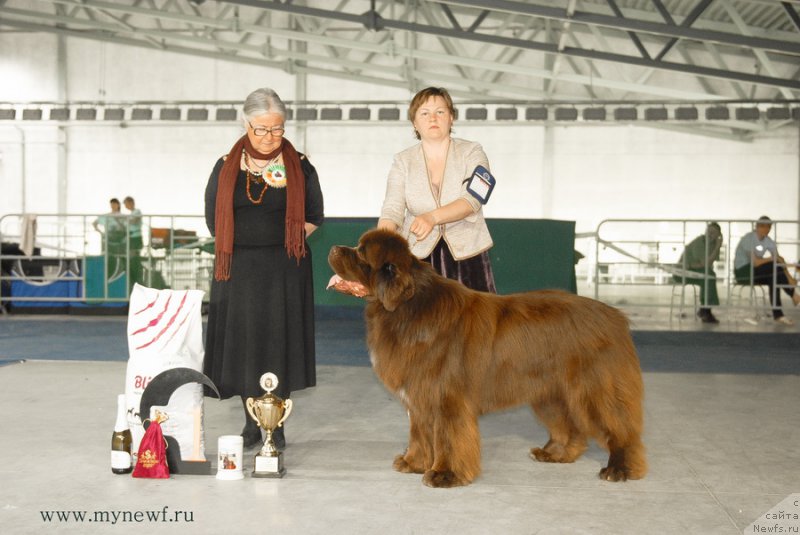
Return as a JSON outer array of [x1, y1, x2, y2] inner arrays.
[[216, 435, 244, 480]]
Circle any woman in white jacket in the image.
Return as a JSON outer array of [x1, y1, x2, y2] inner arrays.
[[378, 87, 496, 292]]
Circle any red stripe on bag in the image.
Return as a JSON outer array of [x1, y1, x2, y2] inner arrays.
[[130, 294, 172, 336], [135, 292, 188, 350]]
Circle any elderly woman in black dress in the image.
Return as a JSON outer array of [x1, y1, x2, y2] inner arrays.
[[204, 88, 324, 448]]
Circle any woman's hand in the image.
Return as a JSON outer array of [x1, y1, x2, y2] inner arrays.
[[377, 219, 398, 232], [409, 212, 437, 241]]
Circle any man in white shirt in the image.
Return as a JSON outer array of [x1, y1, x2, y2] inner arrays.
[[123, 196, 144, 288], [734, 215, 799, 324], [123, 196, 143, 252]]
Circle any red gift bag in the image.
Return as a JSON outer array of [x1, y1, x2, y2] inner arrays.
[[132, 418, 169, 479]]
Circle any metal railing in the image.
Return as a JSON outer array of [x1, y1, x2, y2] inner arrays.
[[3, 213, 799, 314], [587, 219, 800, 311], [0, 213, 212, 310]]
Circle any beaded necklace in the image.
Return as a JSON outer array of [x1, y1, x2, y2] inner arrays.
[[242, 150, 280, 205]]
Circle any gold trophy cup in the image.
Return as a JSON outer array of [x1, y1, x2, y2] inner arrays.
[[245, 373, 292, 478]]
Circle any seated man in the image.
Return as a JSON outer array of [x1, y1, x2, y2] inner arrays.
[[674, 222, 723, 323], [734, 215, 800, 325]]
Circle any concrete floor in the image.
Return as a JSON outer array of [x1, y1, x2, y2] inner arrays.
[[576, 279, 800, 333], [1, 358, 798, 534]]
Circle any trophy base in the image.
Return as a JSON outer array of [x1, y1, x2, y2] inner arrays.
[[252, 453, 285, 478]]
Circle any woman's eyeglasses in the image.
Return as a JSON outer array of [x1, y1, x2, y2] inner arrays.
[[248, 122, 285, 137]]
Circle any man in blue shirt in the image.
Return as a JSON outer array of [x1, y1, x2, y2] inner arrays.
[[734, 216, 799, 324]]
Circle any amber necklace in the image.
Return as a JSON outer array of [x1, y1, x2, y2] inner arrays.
[[242, 151, 279, 205], [245, 169, 269, 204]]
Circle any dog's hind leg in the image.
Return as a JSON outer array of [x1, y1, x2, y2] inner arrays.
[[592, 398, 647, 482], [530, 401, 587, 464], [393, 410, 433, 474], [599, 436, 647, 482], [422, 397, 480, 488]]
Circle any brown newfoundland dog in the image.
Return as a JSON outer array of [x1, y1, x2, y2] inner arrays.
[[328, 229, 646, 488]]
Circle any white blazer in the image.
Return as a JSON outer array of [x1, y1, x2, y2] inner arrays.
[[380, 138, 494, 260]]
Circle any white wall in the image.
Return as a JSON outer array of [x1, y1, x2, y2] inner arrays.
[[547, 125, 799, 231], [1, 32, 798, 238]]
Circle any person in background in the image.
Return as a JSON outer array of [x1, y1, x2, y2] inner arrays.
[[734, 215, 800, 325], [204, 88, 324, 449], [93, 198, 126, 257], [377, 86, 496, 292], [123, 197, 143, 252], [123, 196, 143, 288], [674, 222, 723, 324]]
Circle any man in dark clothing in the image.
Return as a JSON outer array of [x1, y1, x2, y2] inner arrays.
[[674, 222, 723, 323]]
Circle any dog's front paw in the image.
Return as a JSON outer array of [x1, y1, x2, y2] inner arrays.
[[393, 454, 424, 474], [530, 447, 555, 463], [599, 465, 629, 482], [422, 469, 468, 488]]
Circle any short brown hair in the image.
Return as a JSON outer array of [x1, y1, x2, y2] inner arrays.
[[408, 87, 457, 140]]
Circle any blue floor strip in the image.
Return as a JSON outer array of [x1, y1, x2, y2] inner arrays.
[[0, 311, 797, 374]]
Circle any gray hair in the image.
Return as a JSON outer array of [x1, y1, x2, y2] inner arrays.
[[243, 88, 287, 122]]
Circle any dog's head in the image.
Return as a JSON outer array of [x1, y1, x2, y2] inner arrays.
[[328, 229, 417, 312]]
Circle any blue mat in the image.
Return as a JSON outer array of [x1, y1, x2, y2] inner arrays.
[[0, 309, 797, 374]]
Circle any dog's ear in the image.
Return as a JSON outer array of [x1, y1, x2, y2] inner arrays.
[[374, 261, 415, 312]]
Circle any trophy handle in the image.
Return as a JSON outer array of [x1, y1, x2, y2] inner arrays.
[[277, 399, 292, 428], [245, 397, 259, 424]]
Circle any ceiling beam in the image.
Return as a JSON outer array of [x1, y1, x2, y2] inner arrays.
[[217, 0, 800, 91], [652, 0, 712, 62], [720, 0, 796, 100], [605, 0, 651, 60], [0, 3, 729, 100], [3, 0, 799, 100], [417, 1, 477, 92], [436, 0, 800, 55], [466, 9, 490, 33], [703, 41, 748, 99], [783, 1, 800, 32]]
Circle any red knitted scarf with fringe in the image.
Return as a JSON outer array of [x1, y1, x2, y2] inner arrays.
[[214, 136, 306, 280]]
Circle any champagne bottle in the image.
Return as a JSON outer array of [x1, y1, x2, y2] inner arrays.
[[111, 394, 133, 474]]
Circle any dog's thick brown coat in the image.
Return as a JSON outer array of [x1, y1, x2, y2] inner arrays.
[[329, 230, 646, 488]]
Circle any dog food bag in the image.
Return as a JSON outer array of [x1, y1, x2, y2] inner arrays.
[[124, 283, 206, 462]]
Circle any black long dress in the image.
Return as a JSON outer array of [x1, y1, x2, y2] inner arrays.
[[203, 154, 324, 400]]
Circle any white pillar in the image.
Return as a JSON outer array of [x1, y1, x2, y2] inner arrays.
[[292, 12, 308, 154], [541, 124, 555, 219], [56, 33, 68, 215]]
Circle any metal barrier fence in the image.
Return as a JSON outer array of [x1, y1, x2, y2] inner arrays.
[[3, 213, 799, 315], [0, 213, 212, 310], [588, 219, 800, 312]]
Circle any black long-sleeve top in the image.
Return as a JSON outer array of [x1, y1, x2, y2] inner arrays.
[[204, 154, 324, 245]]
